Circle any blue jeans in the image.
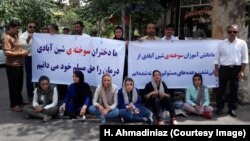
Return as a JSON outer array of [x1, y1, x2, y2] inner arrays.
[[119, 107, 151, 122], [88, 105, 119, 119]]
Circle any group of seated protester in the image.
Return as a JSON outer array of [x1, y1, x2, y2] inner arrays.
[[23, 70, 213, 124]]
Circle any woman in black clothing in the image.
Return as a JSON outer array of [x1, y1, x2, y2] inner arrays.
[[59, 71, 92, 119], [113, 26, 125, 41], [113, 26, 128, 80], [143, 70, 177, 125]]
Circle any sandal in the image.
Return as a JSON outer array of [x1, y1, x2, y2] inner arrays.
[[157, 120, 165, 125], [170, 118, 178, 125]]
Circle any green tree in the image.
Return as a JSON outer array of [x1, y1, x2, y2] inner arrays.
[[0, 0, 58, 31], [58, 8, 80, 30], [75, 0, 165, 38]]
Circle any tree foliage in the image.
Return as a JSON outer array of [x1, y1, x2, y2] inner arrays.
[[58, 8, 80, 29], [0, 0, 58, 31], [0, 0, 171, 36], [75, 0, 166, 37]]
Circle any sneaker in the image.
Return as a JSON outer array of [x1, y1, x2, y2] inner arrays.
[[100, 115, 106, 123], [162, 110, 170, 122], [43, 115, 52, 123], [120, 117, 124, 123], [147, 112, 153, 124], [228, 110, 237, 117], [77, 115, 86, 122]]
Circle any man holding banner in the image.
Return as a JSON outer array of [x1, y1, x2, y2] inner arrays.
[[140, 23, 161, 41]]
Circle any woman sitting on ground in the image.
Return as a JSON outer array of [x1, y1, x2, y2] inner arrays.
[[88, 73, 119, 123], [59, 71, 92, 120], [143, 70, 178, 125], [118, 77, 152, 124], [183, 73, 213, 119], [23, 76, 58, 122]]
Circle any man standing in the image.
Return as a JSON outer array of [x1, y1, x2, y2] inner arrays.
[[140, 23, 160, 41], [62, 27, 70, 34], [73, 21, 90, 37], [214, 24, 248, 117], [20, 21, 36, 102], [161, 24, 179, 41], [162, 24, 186, 98], [40, 26, 49, 33], [2, 20, 28, 112]]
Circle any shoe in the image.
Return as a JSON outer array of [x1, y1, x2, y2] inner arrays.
[[120, 117, 124, 123], [203, 112, 212, 119], [25, 114, 30, 119], [229, 110, 237, 117], [170, 118, 178, 125], [147, 112, 153, 124], [11, 106, 22, 112], [100, 115, 106, 123], [157, 120, 165, 125], [77, 115, 86, 122], [43, 115, 52, 123]]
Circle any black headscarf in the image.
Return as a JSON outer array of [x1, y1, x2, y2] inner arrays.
[[113, 26, 125, 41], [73, 71, 92, 106], [38, 75, 50, 89], [37, 75, 54, 97]]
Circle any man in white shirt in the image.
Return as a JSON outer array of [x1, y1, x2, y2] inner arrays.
[[73, 21, 90, 37], [161, 24, 179, 41], [162, 24, 186, 98], [19, 21, 36, 102], [214, 24, 248, 117]]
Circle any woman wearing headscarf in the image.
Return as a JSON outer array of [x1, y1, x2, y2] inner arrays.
[[88, 73, 119, 123], [113, 26, 125, 41], [143, 70, 177, 125], [118, 77, 152, 123], [183, 73, 213, 119], [23, 76, 58, 122], [113, 26, 128, 80], [59, 71, 92, 119]]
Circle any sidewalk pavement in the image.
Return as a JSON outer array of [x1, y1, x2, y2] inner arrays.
[[0, 67, 250, 141]]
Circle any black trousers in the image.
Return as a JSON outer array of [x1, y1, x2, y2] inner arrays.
[[24, 56, 34, 102], [6, 65, 24, 107], [147, 96, 176, 121], [57, 84, 68, 106], [216, 65, 241, 111]]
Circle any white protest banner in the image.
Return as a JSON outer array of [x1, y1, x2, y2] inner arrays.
[[32, 34, 125, 87], [128, 40, 219, 89]]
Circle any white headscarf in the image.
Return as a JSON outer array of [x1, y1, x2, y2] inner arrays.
[[122, 77, 138, 104], [100, 74, 114, 109]]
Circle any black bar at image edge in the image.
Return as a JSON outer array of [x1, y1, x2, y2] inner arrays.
[[100, 125, 250, 140]]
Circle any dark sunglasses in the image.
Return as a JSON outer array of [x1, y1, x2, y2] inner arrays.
[[227, 31, 237, 34], [29, 26, 36, 29]]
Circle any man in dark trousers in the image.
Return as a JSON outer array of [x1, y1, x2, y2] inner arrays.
[[214, 24, 248, 117]]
